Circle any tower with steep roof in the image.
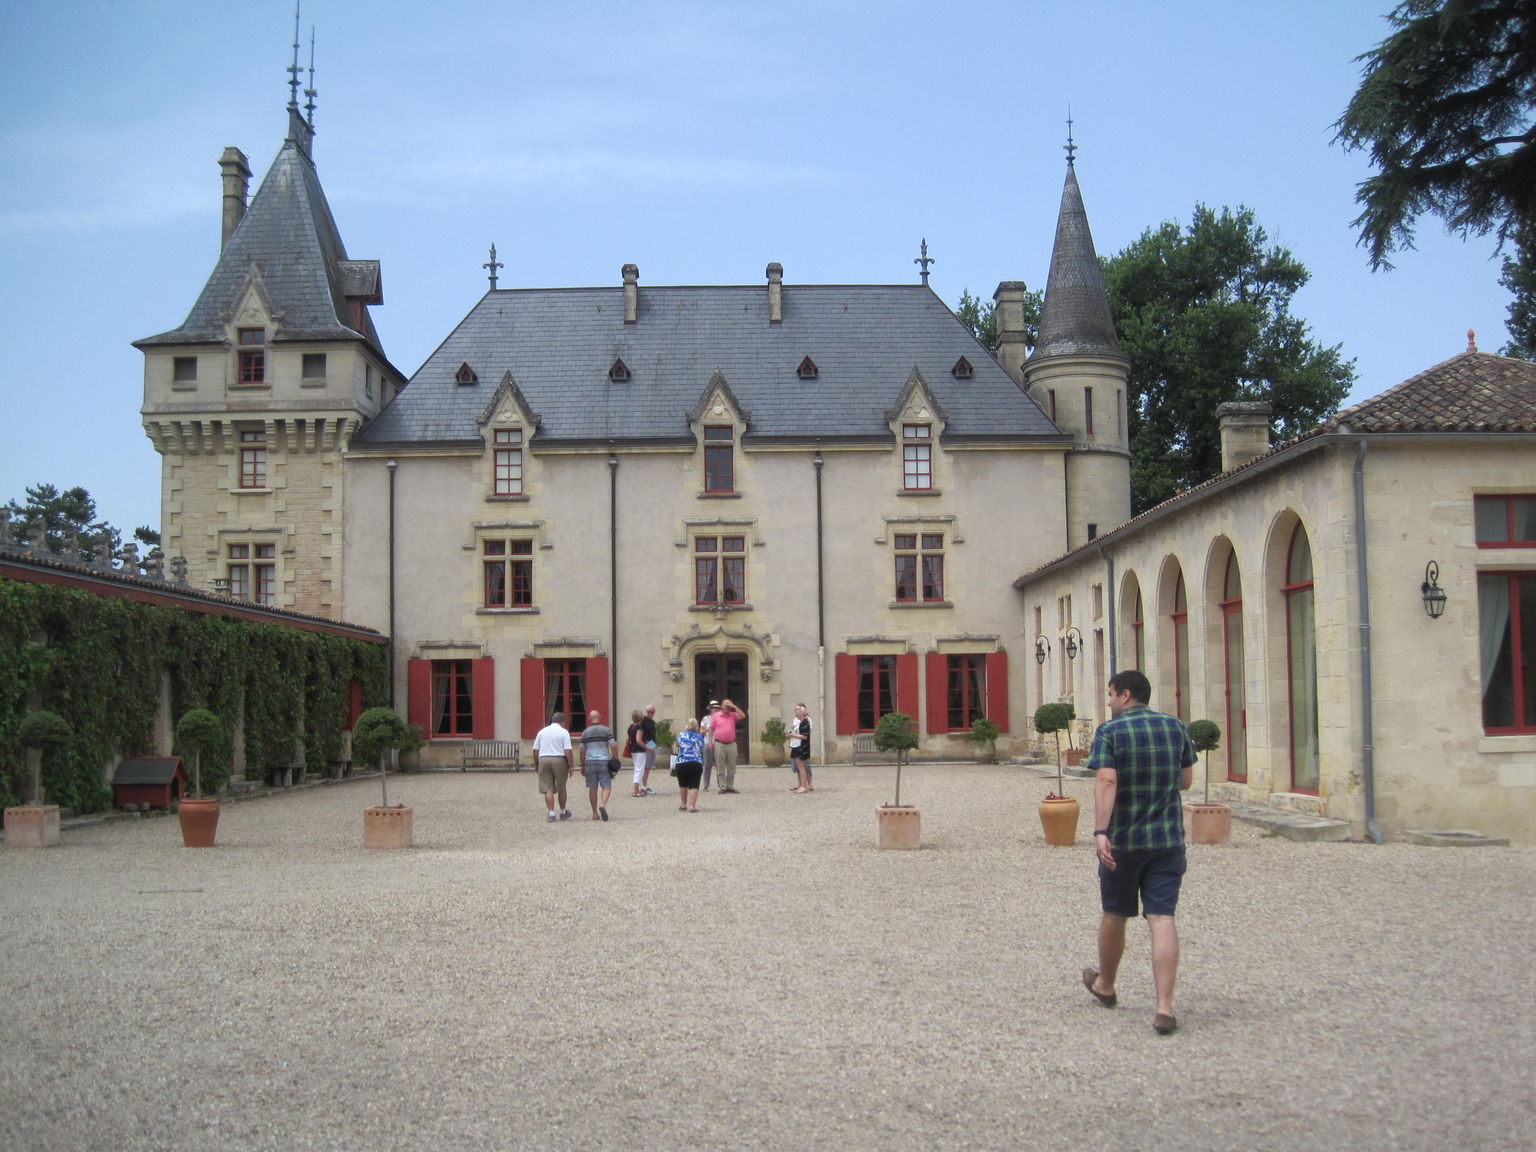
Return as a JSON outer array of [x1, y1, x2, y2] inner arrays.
[[1000, 153, 1132, 550], [137, 79, 403, 619]]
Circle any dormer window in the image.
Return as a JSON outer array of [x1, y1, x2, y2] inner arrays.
[[456, 363, 478, 386], [609, 358, 631, 383], [797, 356, 819, 380], [952, 356, 973, 379], [238, 328, 266, 385]]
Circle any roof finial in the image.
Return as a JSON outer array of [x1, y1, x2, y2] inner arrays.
[[484, 243, 504, 290], [1467, 328, 1477, 352], [1065, 106, 1077, 168], [287, 2, 303, 112], [914, 238, 935, 286], [304, 25, 318, 130]]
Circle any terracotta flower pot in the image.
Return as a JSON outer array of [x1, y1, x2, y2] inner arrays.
[[364, 804, 414, 849], [762, 744, 786, 768], [1038, 796, 1080, 846], [178, 797, 220, 848], [876, 804, 921, 850], [4, 805, 61, 849], [1063, 748, 1087, 768], [1184, 802, 1232, 845]]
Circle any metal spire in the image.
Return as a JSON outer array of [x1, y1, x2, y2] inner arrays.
[[304, 25, 318, 130], [1065, 106, 1077, 168], [287, 2, 303, 112], [914, 238, 935, 286], [484, 244, 504, 290]]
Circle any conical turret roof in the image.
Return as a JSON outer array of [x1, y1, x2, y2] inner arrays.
[[137, 131, 384, 352], [1029, 163, 1124, 363]]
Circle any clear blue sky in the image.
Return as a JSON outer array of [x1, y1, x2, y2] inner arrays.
[[0, 0, 1516, 538]]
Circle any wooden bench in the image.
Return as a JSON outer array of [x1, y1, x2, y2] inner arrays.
[[851, 734, 899, 765], [459, 739, 522, 772]]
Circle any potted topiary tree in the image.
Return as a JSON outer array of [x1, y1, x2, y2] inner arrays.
[[873, 711, 921, 849], [965, 716, 1001, 764], [4, 710, 71, 849], [1184, 719, 1230, 845], [760, 716, 789, 768], [653, 718, 674, 776], [1061, 705, 1086, 767], [1033, 702, 1080, 846], [353, 706, 414, 849], [174, 708, 225, 847]]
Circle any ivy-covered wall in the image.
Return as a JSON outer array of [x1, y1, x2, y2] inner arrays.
[[0, 579, 387, 812]]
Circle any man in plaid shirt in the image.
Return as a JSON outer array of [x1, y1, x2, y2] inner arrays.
[[1080, 670, 1195, 1035]]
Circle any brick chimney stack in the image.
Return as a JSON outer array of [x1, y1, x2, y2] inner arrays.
[[219, 147, 252, 250], [1216, 401, 1273, 473]]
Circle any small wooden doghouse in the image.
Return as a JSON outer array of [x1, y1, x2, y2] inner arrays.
[[113, 757, 190, 810]]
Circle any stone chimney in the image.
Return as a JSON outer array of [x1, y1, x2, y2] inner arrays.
[[992, 281, 1030, 386], [1216, 401, 1273, 473], [219, 147, 252, 250], [622, 263, 639, 324], [766, 262, 783, 324]]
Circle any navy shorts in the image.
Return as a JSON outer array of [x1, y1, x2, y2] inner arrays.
[[1099, 846, 1186, 918]]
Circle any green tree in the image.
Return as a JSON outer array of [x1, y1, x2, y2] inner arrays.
[[1500, 223, 1536, 358], [1334, 1, 1535, 273], [3, 483, 158, 564], [954, 286, 1041, 355], [1101, 205, 1356, 512]]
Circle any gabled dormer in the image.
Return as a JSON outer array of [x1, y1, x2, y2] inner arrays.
[[885, 366, 949, 495], [476, 372, 541, 502], [689, 370, 750, 498]]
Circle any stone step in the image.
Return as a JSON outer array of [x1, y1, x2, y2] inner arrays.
[[1226, 801, 1351, 842]]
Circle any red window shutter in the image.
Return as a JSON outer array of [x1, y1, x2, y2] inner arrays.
[[587, 657, 611, 722], [346, 680, 363, 729], [520, 658, 544, 740], [986, 650, 1010, 732], [834, 653, 857, 734], [471, 657, 495, 739], [924, 651, 947, 734], [895, 654, 919, 722], [406, 659, 432, 734]]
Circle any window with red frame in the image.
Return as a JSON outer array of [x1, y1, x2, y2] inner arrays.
[[227, 542, 276, 604], [894, 533, 944, 602], [1479, 571, 1536, 732], [902, 424, 932, 490], [945, 653, 986, 730], [239, 429, 266, 488], [493, 429, 523, 495], [857, 655, 897, 730], [704, 426, 734, 492], [694, 535, 745, 605], [1475, 495, 1536, 546], [483, 539, 533, 607], [431, 660, 475, 736], [237, 328, 265, 384]]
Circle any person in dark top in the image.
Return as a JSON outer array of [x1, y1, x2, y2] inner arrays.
[[1080, 670, 1195, 1036], [789, 702, 813, 793]]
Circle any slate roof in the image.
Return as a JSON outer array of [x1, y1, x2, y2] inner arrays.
[[1030, 164, 1124, 364], [1015, 349, 1536, 585], [113, 757, 187, 787], [1324, 350, 1536, 433], [136, 131, 386, 353], [353, 283, 1064, 448]]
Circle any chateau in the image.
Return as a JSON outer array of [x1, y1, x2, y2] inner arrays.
[[137, 89, 1536, 839]]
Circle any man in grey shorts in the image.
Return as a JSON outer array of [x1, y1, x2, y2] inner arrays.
[[578, 709, 618, 822], [531, 712, 574, 823]]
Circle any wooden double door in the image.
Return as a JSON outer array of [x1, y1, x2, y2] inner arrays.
[[695, 653, 749, 762]]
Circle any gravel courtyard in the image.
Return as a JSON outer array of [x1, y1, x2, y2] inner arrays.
[[2, 761, 1530, 1151]]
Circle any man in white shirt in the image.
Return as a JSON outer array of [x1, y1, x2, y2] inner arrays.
[[531, 712, 574, 823]]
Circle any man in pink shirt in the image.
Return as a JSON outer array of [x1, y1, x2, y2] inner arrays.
[[712, 698, 746, 793]]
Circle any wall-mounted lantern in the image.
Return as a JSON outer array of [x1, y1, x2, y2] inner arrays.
[[1421, 560, 1447, 619], [1063, 626, 1084, 660], [1034, 636, 1050, 665]]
